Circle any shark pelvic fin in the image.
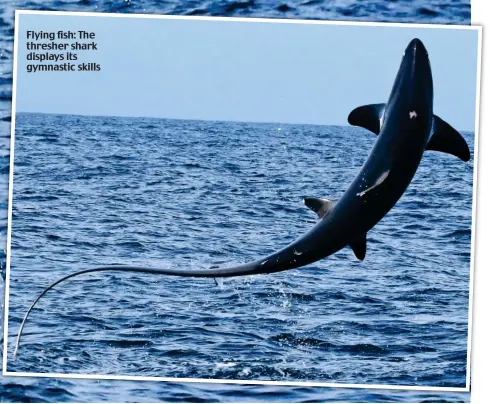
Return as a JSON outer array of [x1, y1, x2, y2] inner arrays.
[[348, 103, 385, 135], [357, 169, 390, 197], [426, 116, 471, 162], [303, 197, 336, 219], [349, 232, 367, 260]]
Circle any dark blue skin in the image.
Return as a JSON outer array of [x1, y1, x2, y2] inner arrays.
[[254, 38, 437, 271], [14, 38, 470, 356], [316, 39, 435, 251]]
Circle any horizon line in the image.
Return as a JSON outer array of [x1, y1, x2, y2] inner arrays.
[[15, 111, 475, 133]]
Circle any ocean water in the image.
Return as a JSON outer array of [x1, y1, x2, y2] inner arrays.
[[3, 114, 473, 400], [0, 0, 472, 402]]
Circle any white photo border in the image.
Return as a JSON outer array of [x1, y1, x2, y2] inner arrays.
[[2, 10, 483, 393]]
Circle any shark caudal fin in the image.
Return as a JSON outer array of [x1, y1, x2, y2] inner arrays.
[[347, 103, 386, 135], [13, 257, 302, 358], [426, 116, 471, 162]]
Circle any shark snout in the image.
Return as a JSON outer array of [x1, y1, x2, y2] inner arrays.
[[407, 38, 428, 58], [403, 38, 432, 93]]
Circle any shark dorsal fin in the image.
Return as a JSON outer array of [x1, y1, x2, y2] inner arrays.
[[426, 116, 470, 162], [348, 103, 385, 135], [304, 197, 336, 219], [349, 233, 367, 260]]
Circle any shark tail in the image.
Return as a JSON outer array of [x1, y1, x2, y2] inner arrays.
[[13, 255, 296, 359]]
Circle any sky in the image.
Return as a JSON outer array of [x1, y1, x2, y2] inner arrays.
[[16, 13, 480, 131]]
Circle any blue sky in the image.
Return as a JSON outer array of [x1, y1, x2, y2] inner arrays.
[[16, 14, 480, 131]]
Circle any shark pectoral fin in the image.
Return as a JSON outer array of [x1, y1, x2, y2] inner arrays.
[[348, 103, 385, 135], [426, 116, 471, 162], [356, 169, 390, 197], [349, 233, 367, 260], [303, 197, 336, 219]]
